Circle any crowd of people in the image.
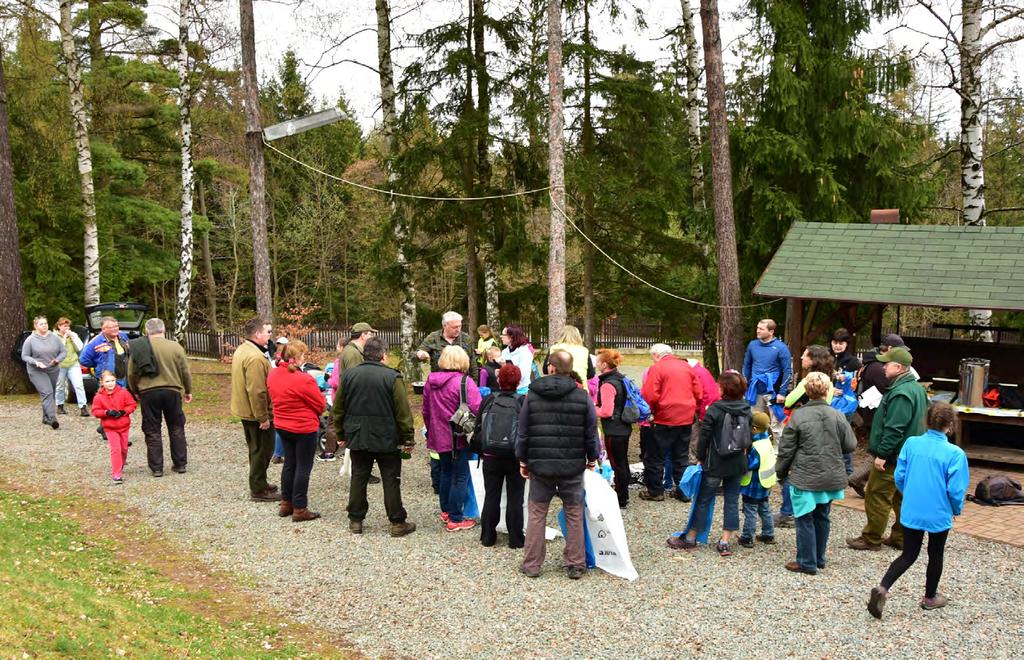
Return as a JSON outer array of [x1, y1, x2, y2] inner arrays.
[[20, 311, 972, 615]]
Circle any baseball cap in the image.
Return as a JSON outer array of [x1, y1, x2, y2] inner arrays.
[[351, 322, 377, 334], [751, 411, 771, 434], [275, 336, 289, 345], [877, 346, 913, 366], [881, 334, 905, 348]]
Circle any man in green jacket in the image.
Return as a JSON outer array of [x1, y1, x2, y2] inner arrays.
[[847, 347, 926, 551], [230, 317, 280, 502], [334, 337, 416, 537], [415, 311, 478, 382]]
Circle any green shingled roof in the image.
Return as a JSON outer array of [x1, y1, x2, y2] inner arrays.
[[753, 222, 1024, 311]]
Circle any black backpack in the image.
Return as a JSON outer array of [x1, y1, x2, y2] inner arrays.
[[716, 411, 752, 456], [471, 392, 522, 458]]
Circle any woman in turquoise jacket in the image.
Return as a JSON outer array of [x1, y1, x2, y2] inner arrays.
[[867, 402, 969, 619]]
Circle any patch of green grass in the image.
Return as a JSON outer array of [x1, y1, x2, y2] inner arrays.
[[0, 490, 314, 657]]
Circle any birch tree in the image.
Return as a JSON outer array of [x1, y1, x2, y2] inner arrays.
[[375, 0, 419, 382], [699, 0, 742, 369], [547, 0, 566, 343], [239, 0, 273, 321], [58, 0, 100, 306], [173, 0, 195, 341], [474, 0, 500, 332], [0, 43, 29, 392]]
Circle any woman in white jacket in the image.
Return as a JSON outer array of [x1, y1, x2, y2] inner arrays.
[[500, 325, 534, 394]]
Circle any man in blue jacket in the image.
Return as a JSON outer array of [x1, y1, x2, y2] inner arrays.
[[742, 319, 793, 409], [80, 317, 131, 387]]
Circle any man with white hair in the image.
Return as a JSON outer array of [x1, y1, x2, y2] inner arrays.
[[415, 311, 478, 381], [128, 318, 193, 477], [638, 343, 703, 501]]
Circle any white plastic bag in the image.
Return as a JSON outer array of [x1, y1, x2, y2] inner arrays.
[[468, 459, 560, 540], [583, 470, 639, 581]]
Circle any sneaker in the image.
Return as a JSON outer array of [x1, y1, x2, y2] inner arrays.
[[349, 519, 363, 534], [846, 535, 882, 551], [112, 477, 124, 485], [756, 535, 776, 545], [270, 456, 284, 465], [666, 535, 697, 550], [315, 452, 336, 462], [738, 536, 754, 548], [368, 473, 382, 484], [638, 490, 665, 502], [152, 470, 163, 478], [439, 512, 450, 524], [920, 593, 948, 610], [172, 465, 186, 474], [774, 514, 795, 528], [716, 540, 733, 557], [80, 406, 90, 417], [390, 521, 417, 537], [57, 404, 67, 415], [868, 586, 887, 619], [446, 519, 476, 532], [520, 565, 541, 578], [565, 565, 586, 580]]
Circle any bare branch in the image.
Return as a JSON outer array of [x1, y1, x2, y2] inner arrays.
[[979, 6, 1024, 39], [915, 0, 961, 46]]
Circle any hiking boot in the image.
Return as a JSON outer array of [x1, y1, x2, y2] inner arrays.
[[315, 452, 336, 462], [785, 561, 816, 575], [670, 489, 691, 503], [565, 565, 586, 580], [250, 487, 281, 502], [390, 521, 417, 537], [152, 470, 164, 478], [738, 536, 754, 548], [349, 519, 363, 534], [756, 535, 776, 545], [278, 500, 294, 517], [291, 508, 321, 523], [57, 404, 67, 415], [868, 586, 888, 619], [920, 593, 948, 610], [271, 456, 284, 465], [638, 490, 665, 502], [666, 535, 697, 550], [882, 536, 902, 551], [846, 536, 881, 551], [446, 519, 476, 532], [80, 406, 90, 417], [368, 472, 382, 484], [774, 514, 795, 528], [520, 565, 541, 578]]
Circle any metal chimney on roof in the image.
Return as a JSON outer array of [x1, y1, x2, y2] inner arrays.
[[870, 209, 900, 224]]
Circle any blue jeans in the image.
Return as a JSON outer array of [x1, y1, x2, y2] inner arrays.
[[795, 502, 831, 572], [780, 479, 793, 517], [843, 452, 853, 476], [438, 448, 471, 522], [690, 474, 741, 534], [741, 497, 774, 539], [273, 431, 283, 459], [663, 448, 674, 491]]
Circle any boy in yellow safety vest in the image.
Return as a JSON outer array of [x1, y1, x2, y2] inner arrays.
[[738, 412, 778, 548]]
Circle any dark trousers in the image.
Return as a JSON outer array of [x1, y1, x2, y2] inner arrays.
[[643, 424, 691, 496], [321, 417, 338, 455], [347, 450, 407, 523], [605, 433, 631, 507], [881, 527, 950, 598], [691, 474, 741, 534], [242, 419, 275, 493], [481, 457, 525, 548], [140, 389, 187, 472], [795, 502, 832, 572], [278, 429, 316, 509]]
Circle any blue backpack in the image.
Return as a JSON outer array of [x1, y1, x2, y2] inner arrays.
[[620, 376, 652, 424]]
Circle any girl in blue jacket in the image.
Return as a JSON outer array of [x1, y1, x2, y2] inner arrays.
[[867, 402, 969, 619]]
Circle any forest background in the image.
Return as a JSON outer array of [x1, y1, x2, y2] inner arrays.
[[2, 0, 1022, 368]]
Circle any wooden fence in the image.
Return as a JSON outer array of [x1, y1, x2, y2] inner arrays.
[[181, 319, 704, 359]]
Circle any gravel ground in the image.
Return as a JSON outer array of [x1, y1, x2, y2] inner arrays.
[[2, 400, 1022, 658]]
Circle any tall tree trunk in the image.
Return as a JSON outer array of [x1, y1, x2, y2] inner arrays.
[[546, 0, 566, 344], [197, 180, 218, 331], [463, 0, 478, 336], [59, 0, 100, 306], [699, 0, 742, 369], [174, 0, 194, 342], [376, 0, 420, 382], [475, 0, 500, 332], [580, 0, 596, 349], [0, 44, 29, 393], [239, 0, 272, 321]]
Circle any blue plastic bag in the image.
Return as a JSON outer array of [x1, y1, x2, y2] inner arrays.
[[558, 501, 596, 569], [673, 464, 715, 544]]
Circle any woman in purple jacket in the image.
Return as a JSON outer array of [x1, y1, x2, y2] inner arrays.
[[423, 345, 482, 532]]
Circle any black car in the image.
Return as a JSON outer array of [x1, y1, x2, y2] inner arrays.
[[11, 302, 149, 403]]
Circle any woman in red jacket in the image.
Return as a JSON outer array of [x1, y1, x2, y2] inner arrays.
[[267, 340, 326, 522], [92, 370, 137, 484]]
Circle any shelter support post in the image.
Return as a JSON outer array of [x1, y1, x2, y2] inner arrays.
[[785, 298, 803, 391]]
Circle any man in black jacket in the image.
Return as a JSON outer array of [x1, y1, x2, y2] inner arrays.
[[334, 338, 416, 537], [516, 350, 600, 579]]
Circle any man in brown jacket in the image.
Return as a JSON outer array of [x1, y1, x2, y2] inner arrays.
[[128, 318, 193, 477], [231, 317, 279, 501]]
